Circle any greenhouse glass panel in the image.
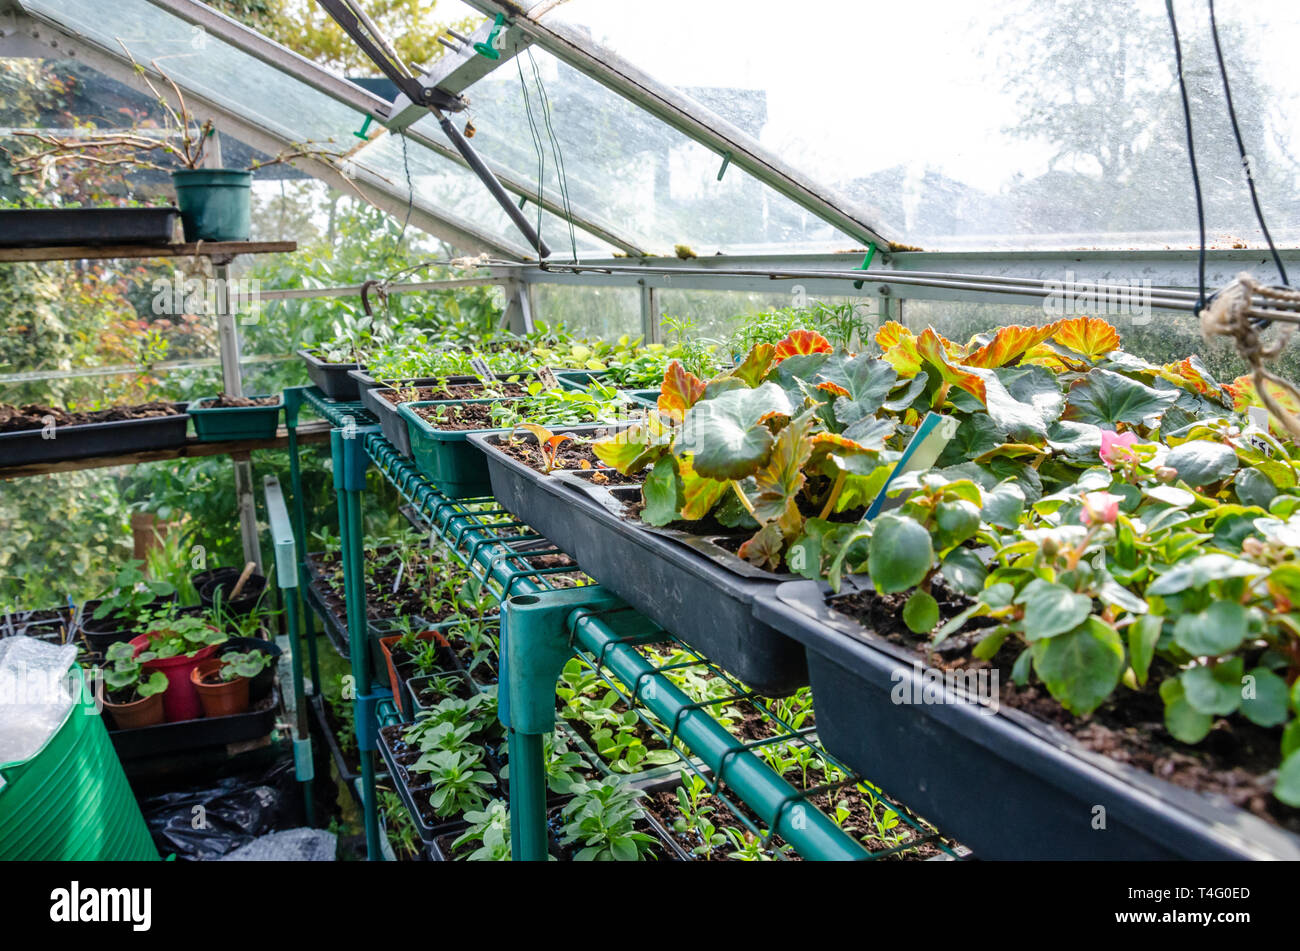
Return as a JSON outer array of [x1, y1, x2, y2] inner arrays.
[[18, 0, 361, 143], [544, 0, 1300, 252], [449, 46, 860, 255], [352, 130, 619, 257]]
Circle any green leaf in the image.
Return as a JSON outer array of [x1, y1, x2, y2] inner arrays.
[[641, 455, 681, 526], [1063, 367, 1177, 426], [934, 499, 981, 551], [1128, 615, 1162, 686], [1180, 659, 1244, 716], [1147, 554, 1266, 595], [1017, 579, 1093, 641], [1159, 678, 1214, 744], [1240, 667, 1290, 727], [1276, 753, 1300, 807], [867, 514, 933, 594], [1031, 616, 1125, 715], [1233, 467, 1277, 509], [676, 382, 792, 480], [1045, 420, 1102, 459], [981, 480, 1026, 529], [1283, 720, 1300, 759], [818, 353, 898, 428], [965, 367, 1051, 441], [939, 547, 987, 597], [937, 413, 1004, 467], [1165, 440, 1240, 486], [1172, 601, 1249, 656], [903, 590, 940, 633]]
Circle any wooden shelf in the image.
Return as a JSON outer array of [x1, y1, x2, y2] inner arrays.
[[0, 420, 331, 480], [0, 240, 297, 264]]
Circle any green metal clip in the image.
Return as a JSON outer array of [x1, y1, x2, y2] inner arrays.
[[353, 115, 374, 140], [474, 13, 506, 60], [852, 242, 878, 290], [716, 150, 732, 181]]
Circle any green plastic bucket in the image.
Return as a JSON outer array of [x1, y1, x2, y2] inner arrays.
[[399, 399, 510, 498], [0, 667, 158, 860], [171, 168, 252, 242], [188, 394, 284, 441]]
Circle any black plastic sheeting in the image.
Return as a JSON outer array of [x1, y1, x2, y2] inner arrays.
[[139, 759, 304, 861]]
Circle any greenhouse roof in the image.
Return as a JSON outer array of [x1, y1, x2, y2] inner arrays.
[[3, 0, 1299, 261]]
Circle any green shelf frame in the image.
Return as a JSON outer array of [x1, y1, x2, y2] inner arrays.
[[286, 384, 954, 862]]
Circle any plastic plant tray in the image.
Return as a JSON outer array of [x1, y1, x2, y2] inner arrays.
[[398, 398, 513, 499], [0, 206, 178, 247], [297, 349, 363, 400], [753, 577, 1300, 861], [107, 687, 281, 759], [188, 394, 284, 441], [469, 426, 808, 696], [0, 402, 190, 468]]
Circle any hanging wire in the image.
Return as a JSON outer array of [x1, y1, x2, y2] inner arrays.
[[1165, 0, 1209, 314], [383, 130, 415, 267], [515, 50, 549, 252], [526, 47, 580, 264], [1207, 0, 1289, 292]]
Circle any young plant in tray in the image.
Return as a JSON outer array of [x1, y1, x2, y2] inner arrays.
[[557, 780, 658, 861], [450, 798, 513, 861], [102, 641, 169, 703], [91, 560, 175, 625], [136, 603, 227, 657]]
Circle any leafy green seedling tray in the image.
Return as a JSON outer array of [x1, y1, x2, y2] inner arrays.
[[397, 398, 512, 499]]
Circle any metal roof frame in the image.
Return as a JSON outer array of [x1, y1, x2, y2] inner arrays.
[[459, 0, 898, 250], [129, 0, 646, 255]]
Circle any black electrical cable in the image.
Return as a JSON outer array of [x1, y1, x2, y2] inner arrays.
[[1208, 0, 1290, 289], [1165, 0, 1209, 314]]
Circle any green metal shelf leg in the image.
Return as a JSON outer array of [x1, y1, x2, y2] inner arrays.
[[333, 428, 382, 861], [501, 586, 623, 861], [285, 389, 322, 695]]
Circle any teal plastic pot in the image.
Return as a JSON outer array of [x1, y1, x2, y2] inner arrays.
[[398, 399, 510, 498], [0, 667, 158, 860], [171, 168, 251, 241], [188, 394, 283, 441]]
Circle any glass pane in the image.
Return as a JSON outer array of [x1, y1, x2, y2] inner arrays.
[[20, 0, 360, 143], [456, 46, 858, 255], [354, 130, 618, 256], [546, 0, 1300, 252], [534, 284, 640, 339]]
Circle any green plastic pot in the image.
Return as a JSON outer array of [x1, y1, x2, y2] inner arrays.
[[398, 398, 509, 498], [0, 667, 158, 860], [171, 168, 251, 242], [188, 394, 283, 441]]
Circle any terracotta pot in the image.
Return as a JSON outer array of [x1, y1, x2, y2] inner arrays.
[[104, 690, 165, 730], [191, 658, 250, 718], [379, 629, 449, 719], [130, 633, 222, 722]]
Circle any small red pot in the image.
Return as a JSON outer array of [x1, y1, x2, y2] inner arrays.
[[191, 658, 250, 718], [130, 634, 221, 722], [104, 690, 165, 730]]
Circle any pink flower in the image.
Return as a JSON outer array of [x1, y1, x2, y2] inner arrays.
[[1099, 429, 1139, 468], [1080, 491, 1122, 526]]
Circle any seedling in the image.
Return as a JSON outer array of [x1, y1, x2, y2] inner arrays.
[[557, 780, 658, 861], [102, 640, 168, 704], [511, 423, 572, 474], [91, 560, 174, 622]]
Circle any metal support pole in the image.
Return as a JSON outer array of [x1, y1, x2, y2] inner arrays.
[[332, 428, 382, 860], [215, 260, 262, 570], [283, 388, 322, 694], [263, 475, 314, 825], [500, 586, 622, 860], [503, 588, 868, 861], [639, 281, 660, 344]]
